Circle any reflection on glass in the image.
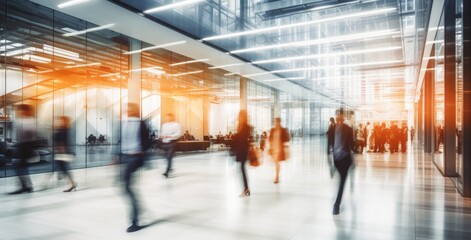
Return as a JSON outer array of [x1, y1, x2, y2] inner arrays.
[[433, 9, 445, 171], [455, 0, 463, 180]]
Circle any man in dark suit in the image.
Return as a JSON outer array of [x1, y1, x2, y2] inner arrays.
[[9, 104, 37, 194], [121, 103, 150, 232], [332, 109, 354, 215], [326, 117, 336, 154]]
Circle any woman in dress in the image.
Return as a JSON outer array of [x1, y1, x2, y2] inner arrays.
[[269, 118, 290, 184], [233, 110, 251, 196]]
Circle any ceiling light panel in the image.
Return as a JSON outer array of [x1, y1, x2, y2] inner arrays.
[[208, 63, 245, 69], [231, 30, 400, 54], [169, 70, 203, 77], [58, 0, 90, 9], [144, 0, 205, 14], [252, 46, 402, 65], [124, 41, 186, 55], [63, 23, 115, 37], [202, 8, 396, 41], [170, 58, 209, 66], [244, 60, 403, 77], [64, 62, 101, 68]]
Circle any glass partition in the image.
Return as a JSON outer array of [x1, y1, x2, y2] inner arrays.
[[455, 0, 463, 181], [0, 0, 243, 180], [433, 9, 445, 172]]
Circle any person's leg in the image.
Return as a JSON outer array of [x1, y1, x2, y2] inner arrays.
[[241, 159, 249, 190], [274, 160, 280, 183], [334, 162, 347, 207], [374, 138, 379, 152], [164, 142, 176, 176], [333, 157, 351, 214], [17, 151, 32, 190], [58, 160, 76, 189], [123, 155, 143, 230]]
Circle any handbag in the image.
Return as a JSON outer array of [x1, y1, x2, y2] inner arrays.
[[55, 153, 75, 162], [248, 147, 262, 167], [280, 144, 290, 161]]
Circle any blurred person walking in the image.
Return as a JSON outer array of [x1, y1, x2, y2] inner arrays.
[[332, 109, 354, 215], [121, 103, 150, 232], [268, 118, 290, 184], [400, 123, 408, 153], [260, 131, 267, 151], [354, 123, 365, 154], [233, 110, 251, 197], [44, 116, 77, 192], [367, 122, 375, 152], [326, 117, 336, 154], [374, 123, 384, 153], [160, 113, 181, 178], [9, 104, 37, 194], [389, 122, 399, 153], [410, 126, 415, 141]]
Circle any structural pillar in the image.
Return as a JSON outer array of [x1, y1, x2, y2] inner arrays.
[[444, 0, 457, 176], [128, 39, 141, 105], [424, 57, 434, 153], [418, 95, 423, 144], [274, 91, 280, 118], [240, 77, 247, 111], [461, 0, 471, 197]]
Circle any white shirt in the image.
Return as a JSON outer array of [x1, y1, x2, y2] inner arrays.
[[160, 121, 181, 143], [121, 117, 142, 154]]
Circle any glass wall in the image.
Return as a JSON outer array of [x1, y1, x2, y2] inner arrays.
[[0, 0, 254, 179], [433, 9, 445, 171], [455, 0, 464, 182], [247, 80, 275, 142]]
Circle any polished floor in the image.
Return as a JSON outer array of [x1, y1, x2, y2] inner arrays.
[[1, 138, 470, 240]]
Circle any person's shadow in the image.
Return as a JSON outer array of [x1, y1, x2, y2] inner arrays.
[[138, 219, 165, 230]]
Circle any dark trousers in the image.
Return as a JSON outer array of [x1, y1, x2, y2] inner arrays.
[[237, 151, 249, 190], [122, 154, 144, 225], [163, 142, 176, 174], [14, 158, 32, 189], [55, 160, 72, 180], [14, 146, 34, 189], [334, 156, 352, 208], [327, 139, 334, 154]]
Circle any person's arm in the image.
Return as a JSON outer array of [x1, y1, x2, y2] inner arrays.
[[348, 126, 355, 151], [285, 128, 291, 142]]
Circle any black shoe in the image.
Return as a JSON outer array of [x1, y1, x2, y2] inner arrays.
[[162, 173, 168, 178], [126, 224, 142, 233], [333, 206, 340, 215], [8, 187, 33, 195], [63, 183, 77, 192], [239, 189, 250, 197]]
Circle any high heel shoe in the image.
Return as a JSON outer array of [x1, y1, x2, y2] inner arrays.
[[239, 189, 250, 197], [274, 177, 279, 184], [63, 183, 77, 192]]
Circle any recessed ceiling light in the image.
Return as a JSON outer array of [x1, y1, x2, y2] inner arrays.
[[58, 0, 90, 9], [143, 0, 205, 14]]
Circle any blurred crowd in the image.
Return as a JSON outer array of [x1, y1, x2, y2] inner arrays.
[[328, 119, 415, 155]]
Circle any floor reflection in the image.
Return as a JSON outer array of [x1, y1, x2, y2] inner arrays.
[[0, 137, 470, 239]]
